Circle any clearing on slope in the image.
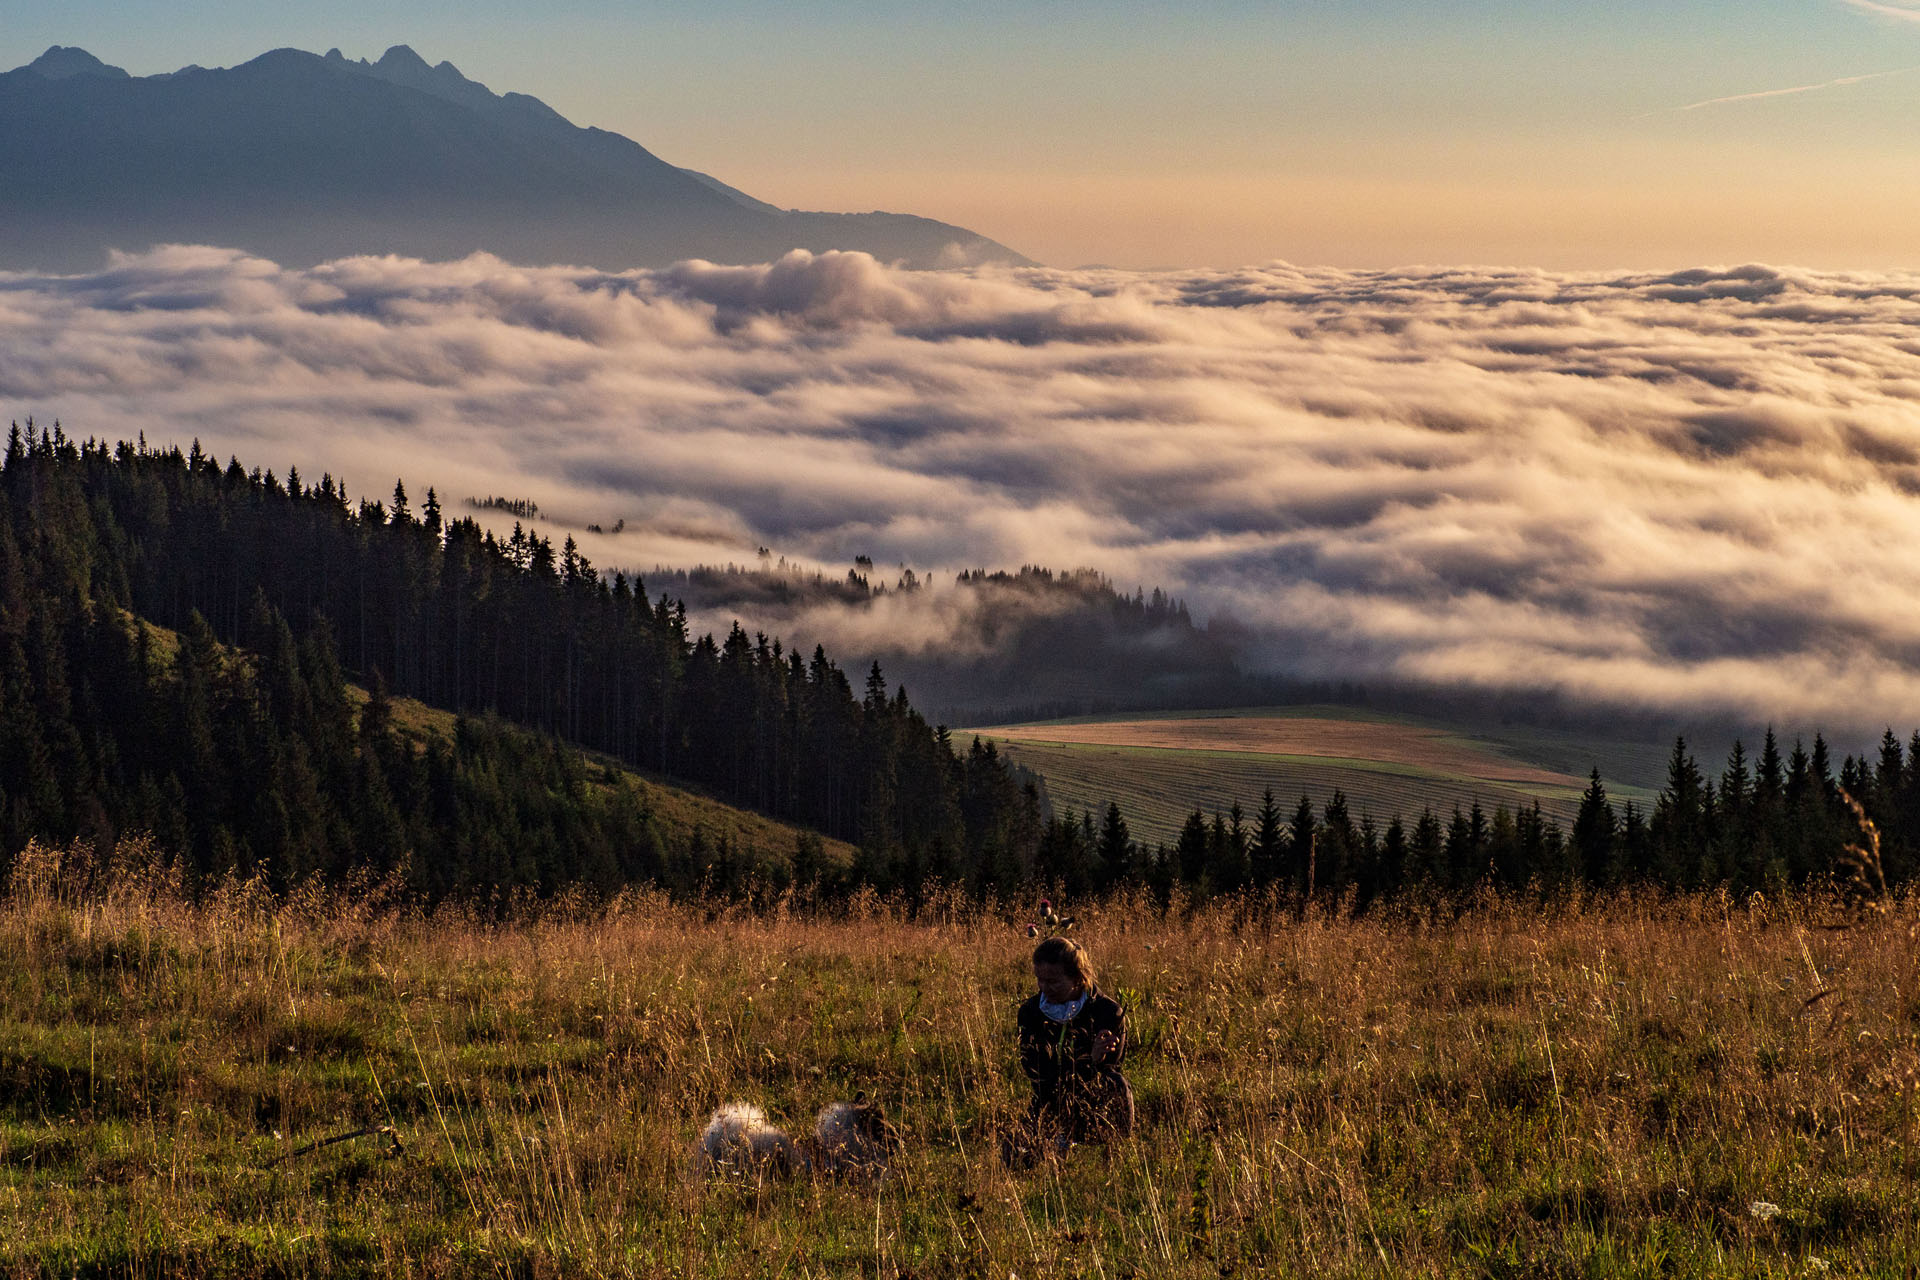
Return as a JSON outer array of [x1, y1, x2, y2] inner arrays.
[[373, 688, 856, 876], [968, 706, 1666, 846]]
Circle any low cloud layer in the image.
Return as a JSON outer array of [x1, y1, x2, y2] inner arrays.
[[6, 246, 1920, 732]]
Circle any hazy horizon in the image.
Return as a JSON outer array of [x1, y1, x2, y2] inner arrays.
[[9, 1, 1920, 271]]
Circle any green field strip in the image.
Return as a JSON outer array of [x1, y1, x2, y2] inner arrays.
[[1499, 776, 1659, 808], [967, 703, 1672, 846], [968, 703, 1674, 795], [991, 739, 1593, 846], [973, 735, 1581, 790], [973, 703, 1429, 731], [1456, 725, 1677, 793]]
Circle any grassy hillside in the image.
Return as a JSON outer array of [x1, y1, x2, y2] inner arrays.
[[1, 839, 1912, 1277], [378, 691, 858, 876], [969, 706, 1668, 846]]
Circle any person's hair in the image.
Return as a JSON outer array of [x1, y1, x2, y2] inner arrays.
[[1031, 936, 1095, 988]]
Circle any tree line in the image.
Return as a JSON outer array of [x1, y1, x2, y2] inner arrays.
[[1007, 727, 1912, 910]]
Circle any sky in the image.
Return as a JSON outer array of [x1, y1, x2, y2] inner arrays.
[[7, 0, 1920, 269]]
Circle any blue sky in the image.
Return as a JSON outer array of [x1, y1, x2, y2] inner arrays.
[[8, 1, 1920, 268]]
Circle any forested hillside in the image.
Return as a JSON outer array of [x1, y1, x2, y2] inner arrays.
[[0, 422, 1035, 895]]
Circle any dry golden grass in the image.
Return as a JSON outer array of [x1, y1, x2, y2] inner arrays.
[[1, 837, 1917, 1278]]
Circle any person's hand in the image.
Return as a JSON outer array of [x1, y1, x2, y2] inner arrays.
[[1089, 1030, 1120, 1064]]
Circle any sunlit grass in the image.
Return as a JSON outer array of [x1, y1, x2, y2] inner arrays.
[[1, 837, 1916, 1278]]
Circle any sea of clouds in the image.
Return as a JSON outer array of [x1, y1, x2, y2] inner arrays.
[[5, 245, 1920, 732]]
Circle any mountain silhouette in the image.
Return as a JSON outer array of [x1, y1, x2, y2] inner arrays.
[[0, 44, 1029, 271]]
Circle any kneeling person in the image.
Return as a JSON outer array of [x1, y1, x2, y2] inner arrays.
[[1012, 936, 1133, 1161]]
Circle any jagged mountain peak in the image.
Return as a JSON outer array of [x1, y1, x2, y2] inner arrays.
[[376, 44, 431, 69], [317, 42, 538, 120]]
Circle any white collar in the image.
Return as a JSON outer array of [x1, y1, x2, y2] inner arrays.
[[1037, 988, 1090, 1023]]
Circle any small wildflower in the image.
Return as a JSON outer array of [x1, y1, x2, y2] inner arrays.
[[1748, 1200, 1781, 1221], [1807, 1259, 1830, 1273]]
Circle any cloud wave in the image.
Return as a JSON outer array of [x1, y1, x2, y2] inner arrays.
[[6, 245, 1920, 732]]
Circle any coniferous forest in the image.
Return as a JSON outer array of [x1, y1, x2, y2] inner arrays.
[[1, 420, 1914, 906], [0, 423, 1036, 898]]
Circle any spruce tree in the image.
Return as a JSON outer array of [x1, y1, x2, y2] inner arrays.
[[1252, 788, 1285, 888], [1288, 795, 1316, 905], [1097, 801, 1132, 889], [1570, 769, 1617, 887], [1651, 738, 1708, 887], [1176, 809, 1210, 887]]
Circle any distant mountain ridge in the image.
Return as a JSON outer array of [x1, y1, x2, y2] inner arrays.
[[0, 44, 1029, 271]]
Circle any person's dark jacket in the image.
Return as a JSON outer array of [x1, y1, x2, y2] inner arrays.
[[1016, 988, 1127, 1106]]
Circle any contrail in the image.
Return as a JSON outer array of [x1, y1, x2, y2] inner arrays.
[[1668, 65, 1917, 112], [1839, 0, 1920, 24]]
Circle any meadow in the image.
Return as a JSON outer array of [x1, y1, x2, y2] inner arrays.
[[971, 708, 1668, 846], [1, 837, 1915, 1279]]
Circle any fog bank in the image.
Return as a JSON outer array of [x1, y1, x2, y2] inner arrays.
[[6, 247, 1920, 732]]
